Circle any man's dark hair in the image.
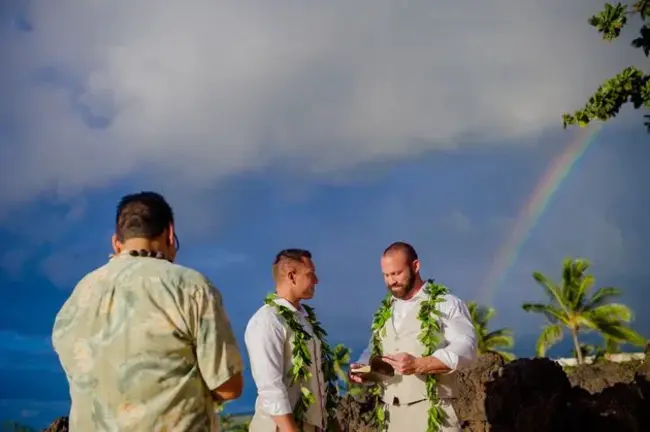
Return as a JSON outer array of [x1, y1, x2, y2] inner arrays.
[[383, 241, 418, 264], [115, 192, 175, 242], [272, 248, 312, 280]]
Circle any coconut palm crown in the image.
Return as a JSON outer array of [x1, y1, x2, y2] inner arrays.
[[522, 257, 646, 364], [467, 301, 516, 361]]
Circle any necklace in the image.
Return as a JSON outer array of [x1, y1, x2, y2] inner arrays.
[[368, 279, 449, 432], [264, 293, 339, 431], [109, 249, 170, 261]]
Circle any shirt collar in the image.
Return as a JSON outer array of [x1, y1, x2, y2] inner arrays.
[[273, 296, 307, 316]]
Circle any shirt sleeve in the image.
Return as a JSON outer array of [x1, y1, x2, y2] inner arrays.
[[356, 341, 372, 365], [192, 278, 244, 390], [244, 308, 293, 416], [431, 295, 478, 371]]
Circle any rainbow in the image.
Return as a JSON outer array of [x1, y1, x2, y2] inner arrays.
[[479, 123, 604, 304]]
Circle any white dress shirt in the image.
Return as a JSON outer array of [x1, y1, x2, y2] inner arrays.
[[357, 286, 477, 371], [245, 298, 315, 416]]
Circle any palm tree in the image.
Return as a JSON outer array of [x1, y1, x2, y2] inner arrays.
[[522, 257, 646, 364], [467, 301, 516, 361], [331, 343, 369, 398], [332, 343, 351, 385]]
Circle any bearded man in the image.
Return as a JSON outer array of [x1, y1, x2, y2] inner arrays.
[[349, 242, 477, 432], [245, 249, 338, 432]]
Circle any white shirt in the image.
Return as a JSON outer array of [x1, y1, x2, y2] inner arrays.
[[244, 298, 317, 416], [357, 286, 477, 370]]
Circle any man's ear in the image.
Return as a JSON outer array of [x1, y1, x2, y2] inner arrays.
[[167, 224, 175, 246], [288, 270, 296, 285], [412, 259, 421, 273], [111, 234, 121, 255]]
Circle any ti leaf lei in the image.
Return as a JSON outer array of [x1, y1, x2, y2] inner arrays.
[[264, 293, 339, 431], [368, 279, 449, 432]]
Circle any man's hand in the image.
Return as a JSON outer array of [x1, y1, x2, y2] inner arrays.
[[348, 363, 369, 383], [382, 352, 418, 375]]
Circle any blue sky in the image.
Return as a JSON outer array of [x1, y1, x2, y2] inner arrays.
[[2, 0, 649, 429]]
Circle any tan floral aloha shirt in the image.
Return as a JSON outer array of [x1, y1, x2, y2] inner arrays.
[[52, 253, 243, 432]]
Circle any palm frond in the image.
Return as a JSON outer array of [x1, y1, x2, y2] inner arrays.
[[484, 335, 514, 350], [588, 303, 633, 322], [484, 328, 513, 339], [574, 274, 595, 309], [591, 321, 647, 346], [522, 303, 568, 324], [536, 324, 563, 357], [583, 286, 623, 310], [532, 271, 570, 313]]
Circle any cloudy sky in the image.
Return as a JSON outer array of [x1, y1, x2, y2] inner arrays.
[[1, 0, 649, 428]]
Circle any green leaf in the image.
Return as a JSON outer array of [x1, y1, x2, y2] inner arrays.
[[368, 280, 449, 431], [588, 303, 633, 322], [263, 292, 340, 427], [522, 303, 569, 325], [536, 324, 563, 357], [588, 2, 629, 41], [584, 286, 622, 310], [532, 271, 570, 313]]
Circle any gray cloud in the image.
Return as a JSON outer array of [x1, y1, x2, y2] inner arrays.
[[0, 0, 636, 209]]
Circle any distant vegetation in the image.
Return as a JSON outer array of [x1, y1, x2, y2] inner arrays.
[[0, 420, 36, 432], [467, 301, 515, 361]]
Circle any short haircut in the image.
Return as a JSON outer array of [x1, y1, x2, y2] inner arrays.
[[115, 191, 175, 242], [383, 241, 418, 264], [272, 248, 312, 281]]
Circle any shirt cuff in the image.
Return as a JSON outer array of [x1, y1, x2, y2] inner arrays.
[[259, 392, 293, 416], [431, 349, 459, 371]]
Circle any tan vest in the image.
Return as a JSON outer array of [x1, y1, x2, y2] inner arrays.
[[381, 298, 459, 405], [250, 307, 327, 431]]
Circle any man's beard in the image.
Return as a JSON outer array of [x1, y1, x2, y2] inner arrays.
[[387, 270, 416, 299]]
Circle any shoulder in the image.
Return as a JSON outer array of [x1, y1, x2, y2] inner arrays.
[[66, 263, 113, 304], [135, 259, 220, 297], [157, 261, 213, 287], [440, 293, 463, 305], [246, 304, 285, 334], [437, 293, 470, 316]]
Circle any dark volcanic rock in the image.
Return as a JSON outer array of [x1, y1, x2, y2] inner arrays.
[[44, 355, 650, 431], [451, 351, 505, 431], [567, 359, 641, 393], [334, 354, 650, 432], [42, 416, 68, 432], [335, 394, 376, 432], [483, 358, 572, 432]]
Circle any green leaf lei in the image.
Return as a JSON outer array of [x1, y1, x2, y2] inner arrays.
[[264, 293, 339, 431], [368, 279, 449, 432]]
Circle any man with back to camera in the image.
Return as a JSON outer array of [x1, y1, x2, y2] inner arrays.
[[245, 249, 339, 432], [52, 191, 244, 431], [349, 242, 477, 432]]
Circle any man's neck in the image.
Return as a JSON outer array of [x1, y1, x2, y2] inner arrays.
[[275, 288, 301, 310], [119, 238, 171, 261], [401, 278, 426, 301], [121, 238, 160, 251]]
